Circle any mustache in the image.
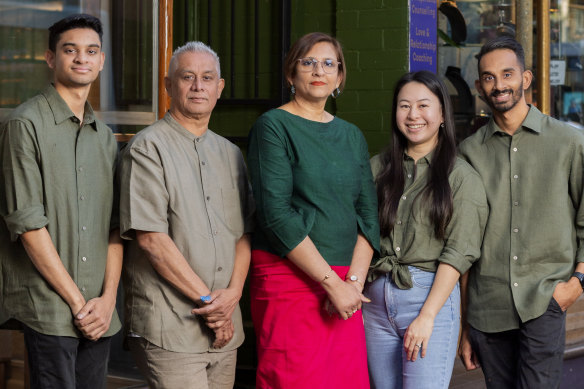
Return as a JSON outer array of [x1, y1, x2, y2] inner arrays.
[[490, 89, 514, 97]]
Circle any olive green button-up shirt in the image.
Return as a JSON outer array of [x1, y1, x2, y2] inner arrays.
[[459, 105, 584, 332], [368, 154, 488, 289], [119, 113, 254, 353], [0, 84, 120, 337]]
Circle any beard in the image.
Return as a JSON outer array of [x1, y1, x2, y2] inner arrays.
[[485, 81, 524, 113]]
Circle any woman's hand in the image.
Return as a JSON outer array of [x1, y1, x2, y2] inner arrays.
[[322, 275, 370, 320], [403, 312, 434, 361]]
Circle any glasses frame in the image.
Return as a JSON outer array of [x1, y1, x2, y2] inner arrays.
[[296, 57, 341, 74]]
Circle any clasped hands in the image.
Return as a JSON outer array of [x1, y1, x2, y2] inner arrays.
[[323, 277, 370, 320], [192, 287, 241, 349]]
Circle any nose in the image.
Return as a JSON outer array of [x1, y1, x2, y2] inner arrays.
[[407, 106, 420, 119], [74, 51, 87, 63], [191, 77, 203, 90], [312, 61, 325, 75], [494, 76, 505, 91]]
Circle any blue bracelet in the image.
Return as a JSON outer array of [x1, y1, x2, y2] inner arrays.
[[200, 295, 212, 303]]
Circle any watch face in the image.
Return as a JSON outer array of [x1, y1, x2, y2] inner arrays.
[[350, 275, 358, 281]]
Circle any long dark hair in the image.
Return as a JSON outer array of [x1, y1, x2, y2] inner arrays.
[[377, 71, 456, 239]]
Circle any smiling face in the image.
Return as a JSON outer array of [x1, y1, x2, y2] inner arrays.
[[288, 41, 341, 103], [166, 50, 225, 122], [395, 81, 444, 153], [476, 48, 532, 114], [45, 28, 104, 88]]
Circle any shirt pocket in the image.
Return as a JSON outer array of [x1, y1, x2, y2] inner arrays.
[[221, 188, 244, 236]]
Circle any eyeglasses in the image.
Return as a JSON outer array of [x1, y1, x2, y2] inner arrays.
[[296, 57, 340, 74]]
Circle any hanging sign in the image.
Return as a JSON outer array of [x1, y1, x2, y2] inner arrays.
[[410, 0, 437, 72]]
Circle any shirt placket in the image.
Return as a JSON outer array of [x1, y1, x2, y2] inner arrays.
[[76, 123, 90, 297], [509, 134, 521, 291], [393, 161, 416, 258]]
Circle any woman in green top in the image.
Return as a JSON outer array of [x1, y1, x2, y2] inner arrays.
[[247, 32, 379, 389], [363, 71, 488, 389]]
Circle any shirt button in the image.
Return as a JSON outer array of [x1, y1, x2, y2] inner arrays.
[[206, 196, 210, 201], [513, 174, 519, 179], [82, 256, 87, 262], [214, 230, 218, 235], [513, 256, 518, 260], [81, 286, 86, 292], [80, 195, 85, 201], [407, 174, 412, 178], [201, 161, 206, 166], [196, 138, 201, 143], [401, 196, 407, 200], [513, 282, 518, 287], [217, 267, 223, 271], [513, 228, 519, 233], [513, 147, 518, 152], [395, 247, 401, 252], [82, 226, 87, 231], [78, 167, 84, 172], [396, 220, 402, 225], [513, 201, 519, 206]]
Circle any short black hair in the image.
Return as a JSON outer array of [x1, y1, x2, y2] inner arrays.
[[48, 14, 103, 52], [477, 36, 526, 73]]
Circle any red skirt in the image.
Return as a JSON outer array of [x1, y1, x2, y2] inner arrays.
[[250, 249, 370, 389]]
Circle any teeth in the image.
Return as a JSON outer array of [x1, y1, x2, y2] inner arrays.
[[408, 124, 424, 129]]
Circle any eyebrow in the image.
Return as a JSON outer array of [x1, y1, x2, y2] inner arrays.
[[61, 42, 101, 48], [398, 98, 431, 103]]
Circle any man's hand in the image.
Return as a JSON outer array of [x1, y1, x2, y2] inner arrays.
[[458, 327, 480, 370], [553, 278, 583, 311], [74, 295, 116, 341], [191, 288, 241, 329], [212, 319, 234, 349]]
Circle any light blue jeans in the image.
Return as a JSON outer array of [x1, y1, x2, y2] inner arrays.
[[363, 266, 460, 389]]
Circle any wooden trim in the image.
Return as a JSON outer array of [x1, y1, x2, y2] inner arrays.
[[158, 0, 173, 119], [537, 0, 550, 114]]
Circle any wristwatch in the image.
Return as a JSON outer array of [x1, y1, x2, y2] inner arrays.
[[346, 274, 363, 286], [572, 272, 584, 291]]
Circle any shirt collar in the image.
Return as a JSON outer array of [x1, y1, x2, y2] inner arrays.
[[41, 84, 97, 131], [483, 104, 543, 142], [163, 112, 210, 143], [403, 150, 434, 166]]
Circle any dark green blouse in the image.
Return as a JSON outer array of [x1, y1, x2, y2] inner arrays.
[[247, 109, 379, 266]]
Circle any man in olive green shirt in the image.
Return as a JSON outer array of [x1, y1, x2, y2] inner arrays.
[[0, 14, 122, 389], [458, 36, 584, 389], [119, 41, 254, 389]]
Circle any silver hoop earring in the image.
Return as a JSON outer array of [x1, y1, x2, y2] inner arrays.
[[331, 87, 341, 99], [290, 85, 296, 95]]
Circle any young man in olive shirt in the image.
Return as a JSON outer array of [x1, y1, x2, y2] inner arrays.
[[458, 36, 584, 389], [0, 14, 121, 389]]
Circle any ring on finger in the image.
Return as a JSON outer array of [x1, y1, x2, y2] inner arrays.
[[415, 343, 422, 348]]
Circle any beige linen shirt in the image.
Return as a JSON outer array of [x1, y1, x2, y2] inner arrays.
[[119, 113, 254, 353]]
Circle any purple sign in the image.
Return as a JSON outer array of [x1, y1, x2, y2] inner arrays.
[[409, 0, 437, 73]]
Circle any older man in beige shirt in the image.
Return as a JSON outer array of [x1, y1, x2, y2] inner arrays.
[[118, 41, 254, 389]]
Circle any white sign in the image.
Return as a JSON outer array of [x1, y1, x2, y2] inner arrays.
[[550, 60, 566, 85]]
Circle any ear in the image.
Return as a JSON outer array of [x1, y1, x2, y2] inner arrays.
[[475, 79, 485, 98], [164, 76, 171, 96], [45, 50, 56, 69], [98, 51, 105, 72], [522, 69, 533, 90], [217, 78, 225, 99]]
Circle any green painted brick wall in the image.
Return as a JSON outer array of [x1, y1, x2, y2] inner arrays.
[[172, 0, 409, 156]]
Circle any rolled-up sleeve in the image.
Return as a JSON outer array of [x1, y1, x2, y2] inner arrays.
[[247, 116, 315, 256], [354, 133, 380, 253], [118, 143, 170, 240], [439, 167, 489, 274], [1, 119, 48, 241]]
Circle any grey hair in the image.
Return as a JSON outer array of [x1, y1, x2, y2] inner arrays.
[[168, 41, 221, 78]]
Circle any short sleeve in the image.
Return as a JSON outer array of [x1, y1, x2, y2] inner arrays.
[[118, 141, 170, 240], [0, 119, 49, 241]]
